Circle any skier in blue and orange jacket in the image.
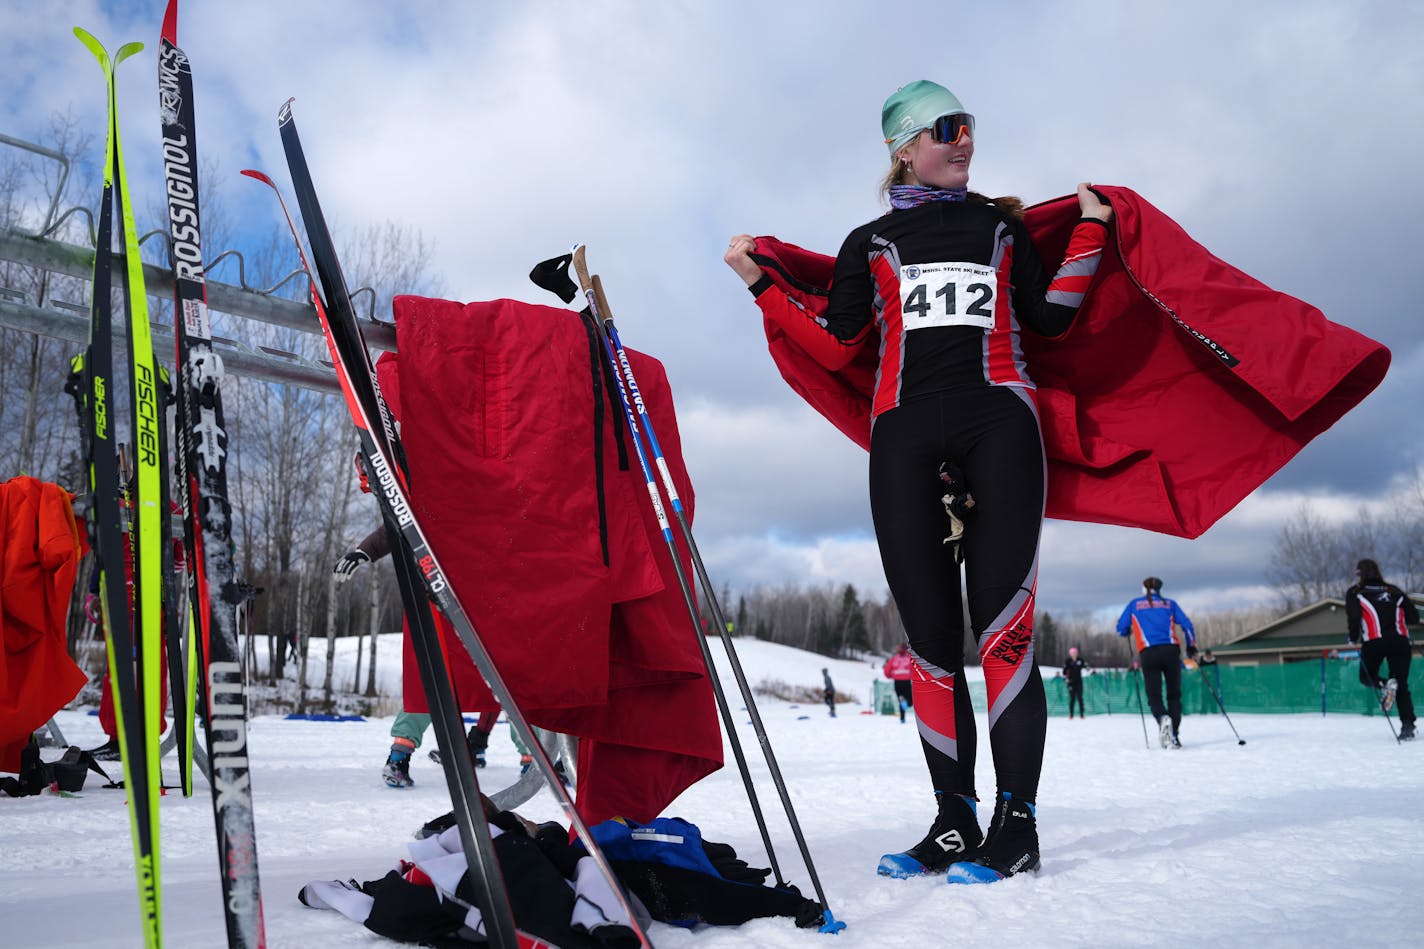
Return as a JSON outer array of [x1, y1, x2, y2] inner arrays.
[[1117, 576, 1196, 748]]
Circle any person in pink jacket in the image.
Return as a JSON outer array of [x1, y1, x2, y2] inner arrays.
[[883, 643, 915, 723]]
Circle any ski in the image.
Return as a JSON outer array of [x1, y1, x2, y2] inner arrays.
[[243, 163, 520, 949], [72, 28, 162, 949], [157, 2, 266, 945], [155, 366, 191, 798], [251, 98, 652, 948]]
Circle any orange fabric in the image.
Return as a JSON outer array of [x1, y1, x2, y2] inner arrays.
[[0, 478, 87, 771]]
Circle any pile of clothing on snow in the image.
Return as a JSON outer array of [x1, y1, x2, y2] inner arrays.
[[299, 795, 824, 946]]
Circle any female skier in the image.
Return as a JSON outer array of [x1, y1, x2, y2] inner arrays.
[[724, 79, 1112, 884]]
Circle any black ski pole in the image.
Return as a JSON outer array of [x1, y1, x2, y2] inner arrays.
[[573, 250, 842, 934], [1130, 662, 1150, 749], [1194, 664, 1246, 745], [1354, 650, 1401, 743]]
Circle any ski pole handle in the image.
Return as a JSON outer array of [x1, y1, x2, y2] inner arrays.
[[570, 245, 593, 294], [592, 274, 615, 324]]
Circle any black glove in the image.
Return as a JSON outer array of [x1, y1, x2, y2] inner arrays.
[[332, 549, 370, 583], [1186, 645, 1197, 659], [702, 838, 771, 885]]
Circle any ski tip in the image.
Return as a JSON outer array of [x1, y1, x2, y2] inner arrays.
[[115, 41, 144, 66], [73, 27, 108, 65], [240, 169, 275, 188], [161, 0, 179, 44], [278, 97, 296, 124]]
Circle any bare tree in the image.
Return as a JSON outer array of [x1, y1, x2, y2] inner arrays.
[[1266, 501, 1354, 609], [0, 114, 98, 488]]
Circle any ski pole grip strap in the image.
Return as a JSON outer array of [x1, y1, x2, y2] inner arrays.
[[529, 253, 578, 304]]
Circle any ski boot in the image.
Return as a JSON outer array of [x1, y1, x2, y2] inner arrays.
[[518, 753, 534, 775], [383, 738, 415, 789], [1400, 722, 1416, 741], [86, 738, 122, 762], [1158, 716, 1173, 749], [1382, 678, 1398, 712], [467, 726, 488, 769], [877, 792, 982, 878], [945, 791, 1040, 885]]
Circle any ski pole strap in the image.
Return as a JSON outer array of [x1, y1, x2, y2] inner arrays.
[[529, 253, 579, 304], [576, 309, 612, 566]]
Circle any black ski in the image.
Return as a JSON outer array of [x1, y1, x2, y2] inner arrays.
[[250, 98, 652, 948], [158, 3, 266, 945], [155, 365, 190, 799], [243, 163, 520, 948], [73, 27, 162, 949]]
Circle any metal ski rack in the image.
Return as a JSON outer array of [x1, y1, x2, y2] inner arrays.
[[0, 131, 396, 390]]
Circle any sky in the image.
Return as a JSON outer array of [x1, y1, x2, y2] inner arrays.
[[2, 1, 1422, 622], [6, 639, 1422, 946]]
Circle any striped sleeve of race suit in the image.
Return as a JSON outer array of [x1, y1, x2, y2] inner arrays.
[[1039, 218, 1110, 326], [750, 274, 872, 371]]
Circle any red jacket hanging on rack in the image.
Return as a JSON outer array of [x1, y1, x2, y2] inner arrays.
[[374, 295, 721, 825]]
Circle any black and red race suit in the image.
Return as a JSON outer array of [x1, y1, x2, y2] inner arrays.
[[750, 198, 1108, 802], [1347, 580, 1418, 727]]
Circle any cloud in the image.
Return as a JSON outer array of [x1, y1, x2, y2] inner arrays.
[[5, 0, 1422, 624]]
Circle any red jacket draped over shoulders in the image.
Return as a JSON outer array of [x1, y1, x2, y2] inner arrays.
[[755, 185, 1389, 539]]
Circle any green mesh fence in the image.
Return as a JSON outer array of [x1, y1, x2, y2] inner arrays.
[[869, 659, 1421, 717], [1034, 659, 1422, 716]]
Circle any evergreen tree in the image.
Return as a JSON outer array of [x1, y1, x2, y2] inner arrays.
[[836, 584, 871, 657]]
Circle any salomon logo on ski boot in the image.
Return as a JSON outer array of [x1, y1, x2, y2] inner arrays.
[[935, 829, 965, 851]]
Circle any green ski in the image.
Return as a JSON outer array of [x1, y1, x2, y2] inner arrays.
[[74, 27, 164, 949]]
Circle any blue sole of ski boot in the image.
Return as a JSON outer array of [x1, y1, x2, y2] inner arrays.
[[877, 853, 937, 878], [945, 857, 1040, 885]]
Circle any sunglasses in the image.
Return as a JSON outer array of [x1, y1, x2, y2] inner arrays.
[[930, 112, 975, 146]]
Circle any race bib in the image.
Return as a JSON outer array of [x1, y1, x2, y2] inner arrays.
[[898, 261, 997, 330]]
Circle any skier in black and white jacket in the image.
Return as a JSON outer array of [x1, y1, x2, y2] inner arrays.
[[1345, 558, 1418, 740]]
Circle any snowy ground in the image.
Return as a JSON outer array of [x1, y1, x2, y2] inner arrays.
[[4, 638, 1421, 948]]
